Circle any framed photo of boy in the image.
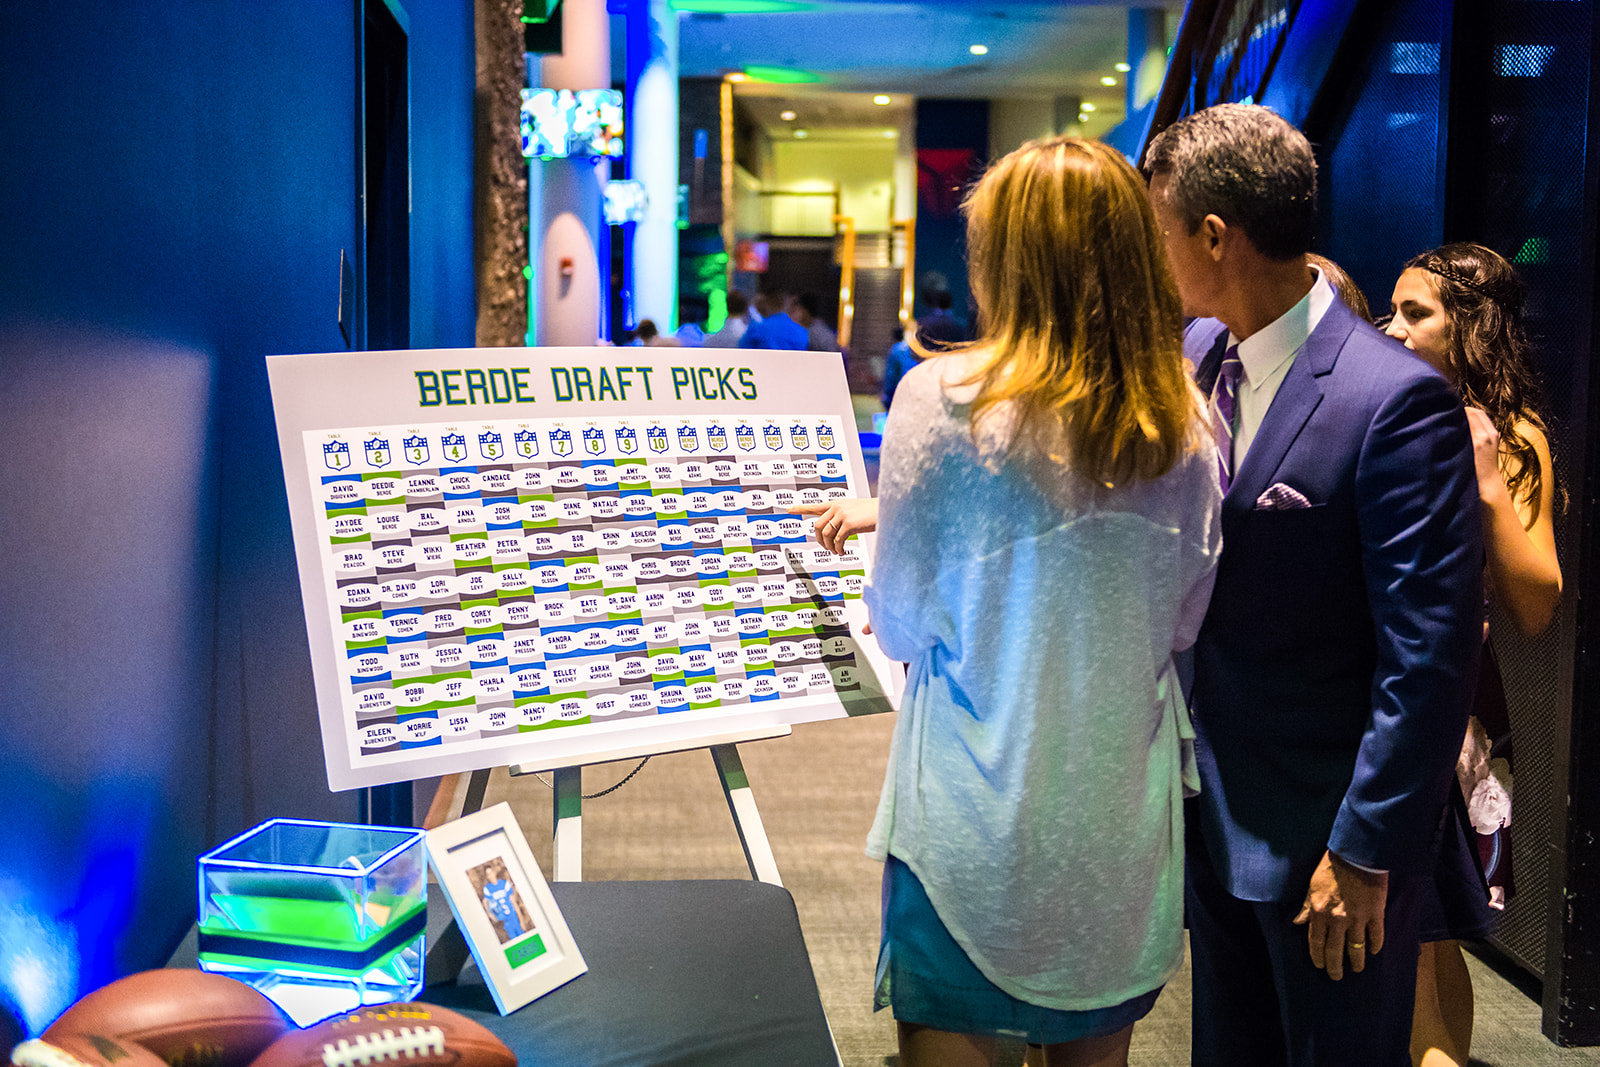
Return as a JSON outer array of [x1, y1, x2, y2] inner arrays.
[[425, 801, 587, 1014]]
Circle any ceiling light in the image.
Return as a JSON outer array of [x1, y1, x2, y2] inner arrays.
[[742, 64, 822, 84], [1080, 102, 1097, 112], [725, 71, 748, 83], [873, 95, 891, 105], [969, 44, 989, 56], [1101, 76, 1118, 86], [1077, 114, 1087, 124], [1115, 62, 1131, 73], [671, 1, 812, 11], [795, 129, 809, 138], [882, 129, 896, 138], [780, 110, 797, 120]]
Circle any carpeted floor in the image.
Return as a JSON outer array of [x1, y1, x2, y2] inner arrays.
[[449, 710, 1600, 1067]]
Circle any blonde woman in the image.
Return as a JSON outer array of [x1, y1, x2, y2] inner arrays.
[[855, 137, 1222, 1067]]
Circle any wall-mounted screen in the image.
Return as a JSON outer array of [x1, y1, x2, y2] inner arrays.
[[521, 88, 624, 159]]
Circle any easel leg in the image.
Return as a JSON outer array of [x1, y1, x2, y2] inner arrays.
[[552, 766, 582, 882], [461, 766, 492, 816], [711, 743, 783, 886], [423, 766, 493, 987]]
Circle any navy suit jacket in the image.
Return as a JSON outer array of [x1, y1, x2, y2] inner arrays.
[[1187, 299, 1483, 902]]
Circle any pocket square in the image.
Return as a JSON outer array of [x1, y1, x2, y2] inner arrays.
[[1255, 483, 1312, 510]]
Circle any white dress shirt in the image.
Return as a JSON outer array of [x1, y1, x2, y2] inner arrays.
[[1225, 267, 1336, 469]]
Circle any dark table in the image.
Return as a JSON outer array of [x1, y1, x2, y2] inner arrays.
[[173, 879, 839, 1067]]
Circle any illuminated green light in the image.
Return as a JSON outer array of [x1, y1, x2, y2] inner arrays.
[[670, 0, 812, 11], [521, 0, 560, 22], [1513, 237, 1550, 264], [742, 65, 823, 84], [204, 895, 425, 949]]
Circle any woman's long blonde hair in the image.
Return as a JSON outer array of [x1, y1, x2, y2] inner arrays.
[[928, 137, 1196, 483]]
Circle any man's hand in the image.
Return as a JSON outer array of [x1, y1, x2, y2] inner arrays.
[[793, 498, 880, 555], [1292, 850, 1388, 981]]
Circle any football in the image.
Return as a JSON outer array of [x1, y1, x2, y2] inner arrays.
[[45, 971, 291, 1067], [11, 1031, 170, 1067], [246, 1004, 514, 1067]]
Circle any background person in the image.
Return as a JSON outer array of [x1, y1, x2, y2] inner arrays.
[[916, 289, 968, 347], [794, 291, 842, 353], [1307, 253, 1372, 321], [880, 324, 920, 411], [1145, 103, 1484, 1066], [1384, 242, 1562, 1067], [633, 318, 681, 347], [704, 290, 751, 347], [739, 287, 808, 350], [865, 135, 1221, 1067]]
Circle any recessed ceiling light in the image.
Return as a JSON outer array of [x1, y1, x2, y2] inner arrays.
[[1115, 62, 1131, 73], [780, 110, 797, 120], [1101, 76, 1118, 86], [726, 71, 748, 83], [882, 129, 896, 138], [1080, 102, 1097, 112], [1077, 113, 1087, 124], [969, 44, 989, 56], [874, 95, 891, 105], [795, 129, 809, 138]]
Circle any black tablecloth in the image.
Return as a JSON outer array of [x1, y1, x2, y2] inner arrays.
[[172, 880, 839, 1067]]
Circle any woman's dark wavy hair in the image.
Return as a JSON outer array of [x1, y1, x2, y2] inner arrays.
[[1406, 242, 1555, 523]]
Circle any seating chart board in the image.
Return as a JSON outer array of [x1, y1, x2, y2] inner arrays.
[[267, 348, 900, 790]]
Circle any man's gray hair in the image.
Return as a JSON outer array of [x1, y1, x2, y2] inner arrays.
[[1144, 103, 1317, 261]]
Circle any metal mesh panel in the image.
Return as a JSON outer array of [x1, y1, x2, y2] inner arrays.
[[1466, 0, 1593, 979], [1183, 0, 1301, 117], [1316, 0, 1445, 324]]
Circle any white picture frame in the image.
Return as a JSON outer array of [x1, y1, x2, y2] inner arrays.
[[425, 801, 587, 1014]]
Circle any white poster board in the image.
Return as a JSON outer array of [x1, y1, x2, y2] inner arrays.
[[266, 347, 901, 790]]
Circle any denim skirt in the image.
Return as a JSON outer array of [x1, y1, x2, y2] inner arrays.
[[874, 855, 1162, 1045]]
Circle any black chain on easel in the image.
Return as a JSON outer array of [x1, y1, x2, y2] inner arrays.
[[534, 756, 651, 799]]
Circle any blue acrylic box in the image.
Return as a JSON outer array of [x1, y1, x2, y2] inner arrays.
[[197, 819, 427, 1025]]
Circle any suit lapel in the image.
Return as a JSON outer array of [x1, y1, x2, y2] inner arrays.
[[1227, 301, 1358, 510]]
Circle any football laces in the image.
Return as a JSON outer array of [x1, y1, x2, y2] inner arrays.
[[319, 1027, 446, 1067]]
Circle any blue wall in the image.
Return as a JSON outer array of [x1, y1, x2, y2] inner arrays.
[[0, 1, 474, 1043]]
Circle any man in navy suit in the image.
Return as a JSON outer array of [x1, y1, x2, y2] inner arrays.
[[1145, 104, 1483, 1064]]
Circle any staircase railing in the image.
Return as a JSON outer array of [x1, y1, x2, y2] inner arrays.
[[832, 215, 857, 350]]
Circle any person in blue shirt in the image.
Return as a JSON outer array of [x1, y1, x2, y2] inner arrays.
[[880, 325, 920, 409], [739, 288, 809, 350], [481, 874, 525, 940], [916, 290, 968, 348]]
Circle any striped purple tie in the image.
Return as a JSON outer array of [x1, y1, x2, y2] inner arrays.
[[1212, 346, 1243, 492]]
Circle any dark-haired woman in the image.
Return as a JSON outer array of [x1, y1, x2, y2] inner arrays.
[[1385, 242, 1562, 1067]]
